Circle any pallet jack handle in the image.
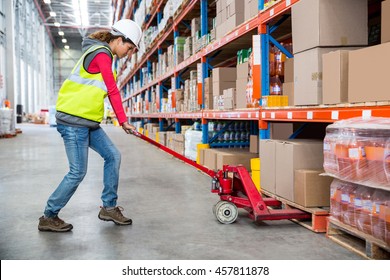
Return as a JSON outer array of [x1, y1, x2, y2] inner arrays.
[[129, 129, 217, 178]]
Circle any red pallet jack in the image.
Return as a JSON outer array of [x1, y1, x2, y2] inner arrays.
[[130, 130, 311, 224]]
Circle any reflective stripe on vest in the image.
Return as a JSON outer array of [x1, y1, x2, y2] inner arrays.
[[56, 45, 115, 123]]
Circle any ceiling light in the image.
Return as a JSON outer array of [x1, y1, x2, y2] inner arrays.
[[44, 0, 51, 4], [72, 0, 90, 27], [54, 22, 60, 27], [49, 12, 56, 17], [62, 38, 67, 43], [58, 31, 64, 36], [64, 45, 70, 50]]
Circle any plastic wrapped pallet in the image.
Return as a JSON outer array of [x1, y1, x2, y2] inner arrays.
[[323, 117, 390, 189], [184, 129, 202, 161], [0, 109, 15, 136]]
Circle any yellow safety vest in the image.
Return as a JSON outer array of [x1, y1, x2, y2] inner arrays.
[[56, 45, 116, 123]]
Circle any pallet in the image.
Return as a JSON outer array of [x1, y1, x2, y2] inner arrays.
[[261, 189, 329, 233], [291, 101, 390, 109], [327, 217, 390, 260]]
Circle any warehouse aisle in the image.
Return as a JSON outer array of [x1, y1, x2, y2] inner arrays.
[[0, 124, 363, 260]]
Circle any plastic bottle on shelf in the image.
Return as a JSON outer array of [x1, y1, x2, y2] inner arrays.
[[223, 131, 230, 143], [355, 185, 375, 235], [330, 179, 343, 221], [340, 181, 357, 227], [269, 46, 276, 76], [229, 131, 235, 143], [235, 131, 240, 143], [216, 121, 223, 132], [269, 76, 282, 96], [275, 44, 285, 77], [371, 188, 390, 242]]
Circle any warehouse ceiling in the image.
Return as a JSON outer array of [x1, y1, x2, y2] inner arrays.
[[37, 0, 114, 50]]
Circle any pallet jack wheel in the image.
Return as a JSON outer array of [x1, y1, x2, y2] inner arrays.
[[214, 201, 238, 224], [212, 200, 224, 215]]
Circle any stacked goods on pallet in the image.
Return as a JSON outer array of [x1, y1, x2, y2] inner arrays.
[[323, 117, 390, 187], [260, 138, 331, 205], [330, 179, 390, 246], [325, 117, 390, 246]]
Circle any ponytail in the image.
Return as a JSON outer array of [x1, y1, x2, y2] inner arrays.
[[88, 31, 120, 43]]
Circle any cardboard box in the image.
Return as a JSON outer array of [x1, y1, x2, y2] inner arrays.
[[245, 0, 259, 21], [349, 42, 390, 103], [237, 62, 249, 79], [216, 150, 253, 170], [275, 140, 324, 201], [223, 97, 235, 109], [292, 0, 368, 54], [203, 149, 223, 170], [284, 58, 294, 83], [294, 47, 358, 105], [270, 123, 294, 140], [235, 79, 247, 109], [382, 0, 390, 43], [204, 77, 213, 95], [212, 81, 236, 96], [282, 82, 294, 106], [199, 148, 206, 165], [294, 170, 332, 207], [249, 135, 259, 154], [259, 140, 276, 193], [212, 67, 237, 82], [226, 0, 245, 17], [223, 88, 236, 98], [322, 50, 351, 104], [204, 92, 213, 109]]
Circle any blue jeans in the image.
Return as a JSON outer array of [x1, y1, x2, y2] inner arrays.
[[44, 124, 121, 217]]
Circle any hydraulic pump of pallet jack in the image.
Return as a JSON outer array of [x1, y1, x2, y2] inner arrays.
[[211, 166, 235, 195]]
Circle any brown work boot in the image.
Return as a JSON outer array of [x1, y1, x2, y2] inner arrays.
[[98, 206, 132, 225], [38, 216, 73, 232]]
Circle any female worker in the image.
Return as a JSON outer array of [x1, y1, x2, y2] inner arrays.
[[38, 19, 142, 232]]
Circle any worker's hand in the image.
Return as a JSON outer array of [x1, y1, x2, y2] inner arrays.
[[122, 122, 136, 134]]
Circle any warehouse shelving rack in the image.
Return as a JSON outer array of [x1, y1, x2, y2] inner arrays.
[[114, 0, 390, 149]]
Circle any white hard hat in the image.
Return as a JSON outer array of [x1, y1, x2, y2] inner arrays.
[[111, 19, 142, 49]]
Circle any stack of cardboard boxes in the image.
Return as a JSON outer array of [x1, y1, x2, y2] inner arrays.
[[235, 62, 249, 109], [212, 67, 236, 110], [322, 0, 390, 105], [292, 0, 368, 106], [260, 139, 332, 207], [215, 0, 245, 40]]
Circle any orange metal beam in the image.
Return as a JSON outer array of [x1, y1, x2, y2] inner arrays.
[[259, 0, 300, 24]]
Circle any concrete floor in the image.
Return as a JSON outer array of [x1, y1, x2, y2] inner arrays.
[[0, 124, 363, 260]]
